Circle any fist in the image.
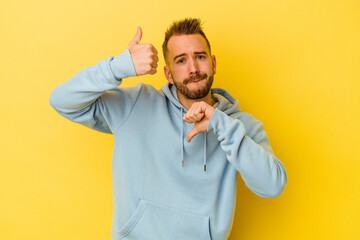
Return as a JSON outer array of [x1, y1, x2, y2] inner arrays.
[[128, 27, 159, 76], [183, 101, 216, 142]]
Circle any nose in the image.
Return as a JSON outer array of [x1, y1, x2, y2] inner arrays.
[[188, 57, 199, 74]]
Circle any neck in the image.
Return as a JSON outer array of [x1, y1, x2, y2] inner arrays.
[[177, 90, 215, 110]]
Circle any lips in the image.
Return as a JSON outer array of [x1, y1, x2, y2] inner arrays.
[[188, 78, 204, 83], [184, 73, 207, 84]]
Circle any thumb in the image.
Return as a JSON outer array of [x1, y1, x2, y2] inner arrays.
[[187, 126, 201, 143], [128, 27, 142, 48]]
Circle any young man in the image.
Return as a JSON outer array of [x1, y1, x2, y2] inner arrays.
[[50, 18, 287, 240]]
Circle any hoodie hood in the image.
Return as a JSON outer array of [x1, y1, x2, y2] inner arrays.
[[160, 82, 242, 171]]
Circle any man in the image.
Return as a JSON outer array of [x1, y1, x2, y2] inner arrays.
[[50, 18, 287, 240]]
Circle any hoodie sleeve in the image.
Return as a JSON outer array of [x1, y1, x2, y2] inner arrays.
[[207, 109, 287, 198], [49, 49, 142, 134]]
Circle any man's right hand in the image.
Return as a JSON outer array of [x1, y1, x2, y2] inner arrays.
[[128, 27, 159, 76]]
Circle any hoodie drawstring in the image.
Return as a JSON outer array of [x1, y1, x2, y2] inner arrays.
[[181, 108, 184, 168], [203, 132, 207, 172], [180, 107, 207, 172]]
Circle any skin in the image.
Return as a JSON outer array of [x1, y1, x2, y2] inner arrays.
[[128, 27, 216, 142]]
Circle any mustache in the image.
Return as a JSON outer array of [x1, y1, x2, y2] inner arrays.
[[183, 73, 208, 85]]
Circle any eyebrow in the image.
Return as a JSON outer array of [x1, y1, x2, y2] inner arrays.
[[173, 51, 208, 62]]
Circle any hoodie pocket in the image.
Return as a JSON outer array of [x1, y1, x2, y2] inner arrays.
[[117, 199, 212, 240]]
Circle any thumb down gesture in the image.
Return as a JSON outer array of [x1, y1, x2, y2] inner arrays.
[[183, 101, 216, 142], [128, 27, 159, 76]]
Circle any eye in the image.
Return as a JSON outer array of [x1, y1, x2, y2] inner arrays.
[[177, 59, 185, 64], [197, 55, 206, 60]]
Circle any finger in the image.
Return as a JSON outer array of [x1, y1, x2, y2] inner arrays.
[[183, 109, 204, 123], [192, 111, 205, 121], [183, 104, 196, 120], [132, 27, 142, 44], [183, 115, 202, 123], [183, 117, 193, 124], [152, 45, 158, 55], [187, 126, 200, 142], [183, 112, 195, 123], [151, 61, 158, 69], [149, 67, 157, 75], [128, 27, 142, 48]]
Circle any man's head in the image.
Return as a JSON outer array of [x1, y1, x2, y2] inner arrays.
[[163, 18, 216, 100]]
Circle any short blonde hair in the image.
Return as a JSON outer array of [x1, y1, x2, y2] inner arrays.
[[162, 18, 212, 63]]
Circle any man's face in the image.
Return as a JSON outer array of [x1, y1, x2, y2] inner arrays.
[[164, 34, 216, 100]]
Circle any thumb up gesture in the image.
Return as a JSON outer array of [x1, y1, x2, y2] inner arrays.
[[128, 27, 159, 76]]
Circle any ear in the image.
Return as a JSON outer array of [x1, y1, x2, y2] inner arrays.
[[211, 55, 217, 74], [164, 66, 174, 84]]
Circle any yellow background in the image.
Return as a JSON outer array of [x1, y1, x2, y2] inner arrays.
[[1, 0, 359, 239]]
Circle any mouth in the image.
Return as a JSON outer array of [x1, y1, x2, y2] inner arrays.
[[189, 78, 204, 83], [185, 74, 207, 84]]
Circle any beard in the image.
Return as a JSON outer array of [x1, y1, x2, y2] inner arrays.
[[172, 72, 214, 99]]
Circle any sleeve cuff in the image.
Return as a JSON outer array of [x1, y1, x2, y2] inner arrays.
[[110, 49, 137, 80], [207, 108, 221, 134], [207, 108, 246, 138]]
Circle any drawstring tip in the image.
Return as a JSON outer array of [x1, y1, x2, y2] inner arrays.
[[204, 164, 206, 172], [182, 160, 184, 168]]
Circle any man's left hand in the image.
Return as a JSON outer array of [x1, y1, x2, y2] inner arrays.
[[183, 101, 215, 142]]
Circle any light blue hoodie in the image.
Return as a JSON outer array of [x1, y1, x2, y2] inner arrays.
[[49, 49, 287, 240]]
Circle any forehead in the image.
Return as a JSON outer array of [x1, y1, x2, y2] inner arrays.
[[167, 34, 210, 56]]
